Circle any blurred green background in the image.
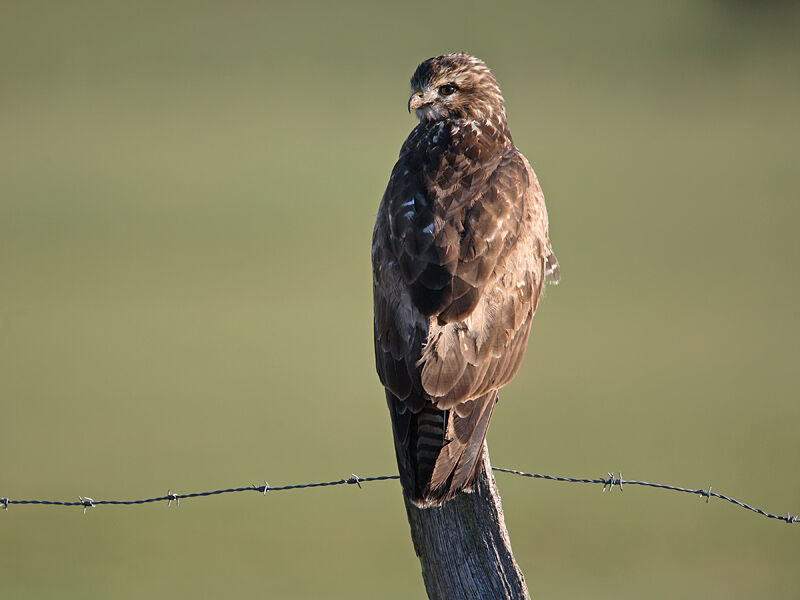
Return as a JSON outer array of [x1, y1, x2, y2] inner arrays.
[[1, 1, 798, 598]]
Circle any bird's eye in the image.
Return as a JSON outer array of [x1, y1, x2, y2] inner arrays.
[[439, 84, 457, 96]]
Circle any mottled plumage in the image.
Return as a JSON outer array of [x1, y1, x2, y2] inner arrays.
[[373, 53, 557, 507]]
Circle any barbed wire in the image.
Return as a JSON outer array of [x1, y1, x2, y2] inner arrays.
[[1, 468, 796, 524], [490, 468, 797, 525]]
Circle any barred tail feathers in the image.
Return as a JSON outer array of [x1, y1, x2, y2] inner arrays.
[[386, 390, 498, 507]]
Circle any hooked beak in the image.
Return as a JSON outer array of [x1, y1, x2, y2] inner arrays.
[[408, 90, 425, 112]]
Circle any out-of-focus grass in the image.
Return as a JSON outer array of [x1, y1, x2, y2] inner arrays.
[[1, 1, 798, 598]]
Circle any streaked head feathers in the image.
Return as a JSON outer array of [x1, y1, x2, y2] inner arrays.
[[408, 53, 506, 123]]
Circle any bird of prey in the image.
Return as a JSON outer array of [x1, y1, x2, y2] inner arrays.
[[372, 53, 558, 507]]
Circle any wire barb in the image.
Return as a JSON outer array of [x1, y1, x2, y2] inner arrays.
[[704, 485, 713, 504], [167, 490, 179, 508], [602, 472, 622, 493], [78, 496, 94, 515], [251, 481, 270, 495], [1, 497, 8, 511], [347, 474, 362, 489]]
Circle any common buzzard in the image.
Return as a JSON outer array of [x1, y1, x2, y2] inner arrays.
[[372, 53, 558, 507]]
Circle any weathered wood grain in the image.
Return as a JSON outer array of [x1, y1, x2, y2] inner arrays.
[[403, 443, 530, 600]]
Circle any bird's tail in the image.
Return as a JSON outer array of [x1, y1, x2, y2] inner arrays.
[[386, 389, 498, 507]]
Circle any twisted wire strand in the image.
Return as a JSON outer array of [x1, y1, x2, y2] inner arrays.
[[490, 468, 798, 525], [1, 469, 796, 524]]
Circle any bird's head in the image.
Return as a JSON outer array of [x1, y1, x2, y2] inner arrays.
[[408, 53, 506, 124]]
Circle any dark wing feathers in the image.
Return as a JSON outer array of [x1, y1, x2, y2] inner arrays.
[[416, 152, 546, 410], [373, 113, 552, 506]]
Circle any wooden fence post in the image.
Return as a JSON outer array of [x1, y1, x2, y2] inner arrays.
[[403, 443, 531, 600]]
